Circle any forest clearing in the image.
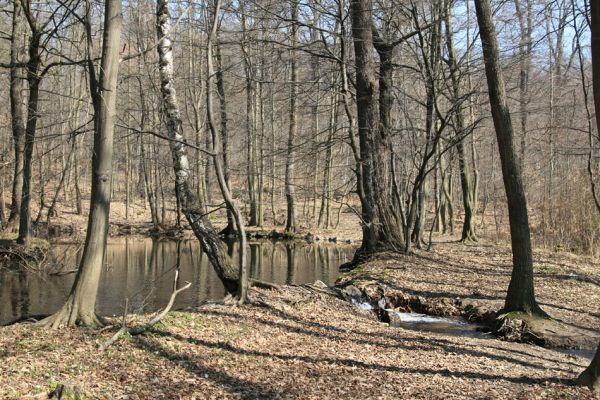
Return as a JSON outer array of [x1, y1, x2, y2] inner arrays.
[[1, 0, 600, 398]]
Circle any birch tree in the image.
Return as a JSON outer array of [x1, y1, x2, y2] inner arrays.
[[155, 0, 239, 294]]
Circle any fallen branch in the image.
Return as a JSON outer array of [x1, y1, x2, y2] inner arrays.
[[49, 269, 78, 276], [250, 278, 281, 291], [99, 270, 191, 351]]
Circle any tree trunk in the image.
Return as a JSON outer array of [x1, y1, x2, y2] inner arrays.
[[444, 4, 477, 241], [7, 0, 25, 228], [284, 0, 298, 234], [156, 0, 239, 294], [349, 0, 402, 258], [207, 0, 249, 303], [578, 2, 600, 391], [474, 0, 544, 316], [0, 154, 6, 227], [216, 40, 235, 236], [592, 0, 600, 142], [40, 0, 122, 328], [578, 342, 600, 393], [514, 0, 532, 171], [16, 6, 42, 245], [240, 0, 258, 227]]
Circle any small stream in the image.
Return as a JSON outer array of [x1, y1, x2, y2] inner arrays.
[[354, 300, 596, 360], [388, 311, 491, 339], [0, 238, 355, 325]]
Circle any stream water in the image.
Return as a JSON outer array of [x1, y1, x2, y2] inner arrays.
[[353, 301, 595, 360], [0, 238, 355, 325]]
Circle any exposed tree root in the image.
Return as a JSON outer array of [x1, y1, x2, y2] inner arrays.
[[37, 296, 105, 330], [576, 344, 600, 392]]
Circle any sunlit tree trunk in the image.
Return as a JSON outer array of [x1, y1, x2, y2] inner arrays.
[[40, 0, 122, 328], [349, 0, 403, 258], [215, 38, 235, 236], [284, 0, 298, 233], [514, 0, 532, 170], [207, 0, 249, 303], [155, 0, 239, 294], [7, 0, 25, 229], [474, 0, 544, 316], [444, 3, 477, 241], [17, 0, 43, 245], [577, 0, 600, 391], [240, 0, 258, 227]]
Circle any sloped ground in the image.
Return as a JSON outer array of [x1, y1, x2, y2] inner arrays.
[[338, 242, 600, 339], [0, 279, 595, 399]]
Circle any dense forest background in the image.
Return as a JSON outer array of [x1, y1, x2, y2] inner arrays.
[[0, 0, 598, 255]]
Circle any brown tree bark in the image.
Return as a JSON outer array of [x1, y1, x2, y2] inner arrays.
[[284, 0, 298, 234], [207, 0, 249, 303], [40, 0, 122, 328], [349, 0, 402, 258], [215, 39, 235, 236], [444, 3, 477, 242], [578, 0, 600, 390], [239, 0, 259, 227], [474, 0, 545, 316], [16, 0, 42, 245], [7, 0, 25, 228], [514, 0, 532, 170]]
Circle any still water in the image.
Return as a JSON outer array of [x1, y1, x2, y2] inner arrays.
[[0, 238, 355, 325]]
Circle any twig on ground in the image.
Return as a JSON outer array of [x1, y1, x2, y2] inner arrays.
[[99, 270, 191, 351]]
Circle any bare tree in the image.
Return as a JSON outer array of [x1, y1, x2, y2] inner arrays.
[[577, 0, 600, 391], [474, 0, 545, 316], [207, 0, 249, 303], [444, 1, 477, 242], [348, 0, 403, 259], [155, 0, 239, 294], [284, 0, 298, 234], [40, 0, 123, 328], [7, 0, 26, 229]]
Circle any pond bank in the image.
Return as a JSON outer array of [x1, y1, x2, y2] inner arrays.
[[1, 240, 598, 398], [0, 284, 595, 399], [0, 238, 355, 325]]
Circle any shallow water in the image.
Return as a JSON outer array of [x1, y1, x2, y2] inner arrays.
[[354, 304, 596, 360], [388, 310, 491, 339], [0, 238, 355, 325]]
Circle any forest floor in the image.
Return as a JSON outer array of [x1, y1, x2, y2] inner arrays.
[[1, 240, 599, 399], [338, 242, 600, 349], [2, 194, 599, 398]]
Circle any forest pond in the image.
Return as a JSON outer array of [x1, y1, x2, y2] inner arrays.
[[0, 238, 355, 325]]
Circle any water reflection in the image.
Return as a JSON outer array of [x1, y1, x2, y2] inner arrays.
[[0, 238, 354, 325]]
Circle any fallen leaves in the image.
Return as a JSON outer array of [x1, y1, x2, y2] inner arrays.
[[1, 242, 598, 399]]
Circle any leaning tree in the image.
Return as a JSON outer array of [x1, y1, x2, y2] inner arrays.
[[155, 0, 247, 299]]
